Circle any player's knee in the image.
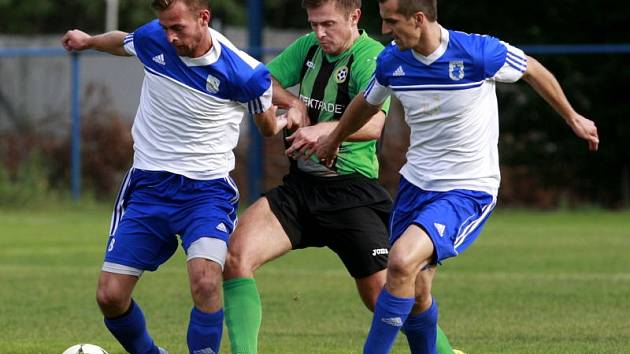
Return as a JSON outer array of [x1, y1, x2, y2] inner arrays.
[[387, 252, 420, 281], [95, 286, 129, 314], [224, 247, 256, 278], [190, 272, 221, 299]]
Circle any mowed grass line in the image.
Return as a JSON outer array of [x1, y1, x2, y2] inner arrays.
[[0, 207, 629, 354]]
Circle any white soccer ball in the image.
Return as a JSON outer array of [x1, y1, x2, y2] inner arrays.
[[61, 344, 109, 354]]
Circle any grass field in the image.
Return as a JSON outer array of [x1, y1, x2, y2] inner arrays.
[[1, 206, 629, 354]]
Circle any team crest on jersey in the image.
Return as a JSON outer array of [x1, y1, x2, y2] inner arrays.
[[449, 61, 465, 81], [335, 66, 349, 83], [206, 74, 221, 94]]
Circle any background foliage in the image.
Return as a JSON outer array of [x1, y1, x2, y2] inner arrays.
[[0, 0, 628, 207]]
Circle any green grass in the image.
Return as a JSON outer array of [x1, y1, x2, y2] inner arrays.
[[1, 207, 629, 353]]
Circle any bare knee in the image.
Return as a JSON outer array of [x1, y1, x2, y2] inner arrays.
[[387, 251, 422, 284], [190, 271, 221, 299], [96, 283, 132, 317], [224, 245, 257, 279], [188, 259, 223, 311], [356, 270, 386, 311]]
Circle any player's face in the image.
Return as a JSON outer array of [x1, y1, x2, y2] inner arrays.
[[158, 1, 210, 57], [379, 0, 420, 50], [307, 1, 360, 56]]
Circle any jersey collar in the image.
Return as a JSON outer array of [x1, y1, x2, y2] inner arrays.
[[411, 25, 449, 66], [178, 27, 221, 67]]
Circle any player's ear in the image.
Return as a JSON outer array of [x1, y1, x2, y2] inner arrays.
[[200, 8, 211, 26], [414, 12, 424, 27], [350, 8, 361, 26]]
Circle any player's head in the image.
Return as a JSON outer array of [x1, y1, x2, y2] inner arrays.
[[378, 0, 437, 50], [302, 0, 362, 55], [151, 0, 211, 57]]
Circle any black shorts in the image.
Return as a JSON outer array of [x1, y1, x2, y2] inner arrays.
[[265, 171, 392, 279]]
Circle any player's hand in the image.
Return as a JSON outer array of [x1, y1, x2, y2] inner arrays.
[[61, 29, 92, 51], [285, 124, 330, 160], [314, 133, 340, 167], [285, 101, 309, 131], [274, 110, 289, 134], [567, 114, 599, 151]]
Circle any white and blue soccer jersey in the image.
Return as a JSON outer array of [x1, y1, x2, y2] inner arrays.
[[365, 26, 527, 196], [123, 20, 272, 180]]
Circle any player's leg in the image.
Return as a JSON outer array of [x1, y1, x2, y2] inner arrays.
[[403, 262, 440, 354], [97, 169, 183, 354], [223, 196, 294, 354], [186, 256, 225, 354], [363, 225, 434, 354], [176, 176, 242, 354], [97, 271, 161, 354], [98, 169, 176, 354], [397, 182, 496, 354], [321, 200, 456, 354]]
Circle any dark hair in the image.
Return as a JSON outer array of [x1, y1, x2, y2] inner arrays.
[[378, 0, 437, 21], [301, 0, 361, 16], [151, 0, 209, 12]]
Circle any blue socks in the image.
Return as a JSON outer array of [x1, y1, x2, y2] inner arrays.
[[363, 289, 415, 354], [187, 307, 224, 354], [104, 300, 158, 354], [403, 299, 439, 354]]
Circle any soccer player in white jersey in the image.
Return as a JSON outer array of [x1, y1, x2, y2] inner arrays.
[[313, 0, 600, 353], [61, 1, 285, 353]]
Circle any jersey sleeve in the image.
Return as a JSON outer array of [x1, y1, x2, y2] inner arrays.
[[123, 32, 136, 56], [482, 35, 528, 83], [492, 42, 528, 83], [363, 53, 392, 107], [236, 64, 273, 114], [267, 33, 317, 88]]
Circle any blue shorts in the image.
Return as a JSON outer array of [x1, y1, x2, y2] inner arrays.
[[390, 177, 496, 263], [103, 168, 239, 273]]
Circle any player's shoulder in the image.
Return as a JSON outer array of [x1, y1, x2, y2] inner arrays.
[[133, 19, 164, 40], [351, 31, 385, 58], [374, 41, 401, 69], [211, 28, 261, 70], [447, 28, 504, 52]]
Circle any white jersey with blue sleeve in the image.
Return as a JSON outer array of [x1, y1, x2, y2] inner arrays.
[[365, 26, 527, 196], [123, 20, 272, 180]]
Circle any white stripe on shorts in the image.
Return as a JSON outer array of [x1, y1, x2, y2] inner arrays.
[[109, 168, 134, 236], [453, 197, 496, 250]]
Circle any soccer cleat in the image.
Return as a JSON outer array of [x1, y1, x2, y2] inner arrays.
[[158, 347, 168, 354], [452, 350, 466, 354]]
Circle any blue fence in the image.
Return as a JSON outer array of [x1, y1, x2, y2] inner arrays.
[[1, 43, 629, 201]]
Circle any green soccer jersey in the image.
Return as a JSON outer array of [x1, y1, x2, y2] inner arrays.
[[267, 31, 390, 179]]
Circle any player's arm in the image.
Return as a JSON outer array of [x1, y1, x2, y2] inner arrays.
[[522, 56, 599, 151], [61, 30, 130, 56], [285, 110, 385, 159], [271, 77, 309, 130], [253, 105, 287, 137], [314, 94, 382, 166], [249, 73, 287, 137]]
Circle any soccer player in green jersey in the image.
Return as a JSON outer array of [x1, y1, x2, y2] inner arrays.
[[222, 1, 457, 353]]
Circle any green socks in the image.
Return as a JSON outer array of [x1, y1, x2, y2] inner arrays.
[[223, 277, 456, 354], [436, 324, 455, 354], [223, 278, 262, 354]]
